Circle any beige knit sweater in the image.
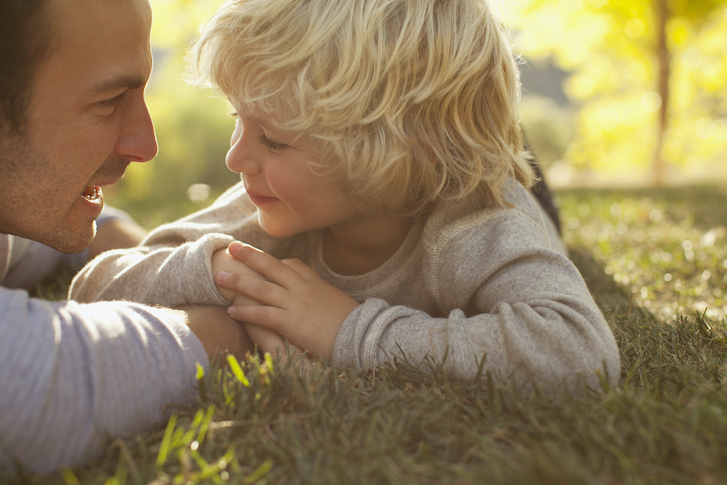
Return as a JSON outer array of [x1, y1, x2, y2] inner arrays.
[[71, 180, 619, 392]]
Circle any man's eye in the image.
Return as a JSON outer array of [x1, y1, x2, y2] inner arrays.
[[258, 134, 288, 151], [99, 92, 125, 109]]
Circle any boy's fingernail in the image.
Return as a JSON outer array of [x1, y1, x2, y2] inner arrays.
[[229, 241, 244, 253], [216, 271, 231, 282], [227, 306, 237, 316]]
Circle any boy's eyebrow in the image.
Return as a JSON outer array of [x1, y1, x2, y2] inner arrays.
[[250, 116, 273, 130], [251, 115, 304, 147], [251, 116, 295, 137]]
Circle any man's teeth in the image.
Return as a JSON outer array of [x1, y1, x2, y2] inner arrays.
[[82, 186, 102, 200]]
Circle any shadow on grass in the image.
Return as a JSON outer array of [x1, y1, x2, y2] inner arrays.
[[568, 245, 650, 321]]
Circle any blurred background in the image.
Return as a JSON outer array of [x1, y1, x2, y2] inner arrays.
[[107, 0, 727, 228], [509, 0, 727, 189]]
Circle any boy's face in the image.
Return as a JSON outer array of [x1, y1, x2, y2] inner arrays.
[[225, 108, 364, 239]]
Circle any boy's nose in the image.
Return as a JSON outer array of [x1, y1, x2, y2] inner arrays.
[[226, 122, 261, 175]]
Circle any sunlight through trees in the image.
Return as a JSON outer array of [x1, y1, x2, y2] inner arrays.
[[506, 0, 727, 185]]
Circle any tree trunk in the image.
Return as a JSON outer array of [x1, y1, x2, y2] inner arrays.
[[652, 0, 670, 186]]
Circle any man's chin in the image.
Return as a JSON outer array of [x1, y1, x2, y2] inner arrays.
[[41, 222, 97, 255]]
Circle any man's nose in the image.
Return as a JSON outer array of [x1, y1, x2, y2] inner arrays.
[[115, 93, 158, 163]]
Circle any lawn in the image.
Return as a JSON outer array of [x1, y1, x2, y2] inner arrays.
[[4, 185, 727, 485]]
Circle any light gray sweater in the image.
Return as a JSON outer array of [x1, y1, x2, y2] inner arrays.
[[0, 233, 208, 474], [72, 180, 619, 392]]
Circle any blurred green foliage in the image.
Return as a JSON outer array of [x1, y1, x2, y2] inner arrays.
[[507, 0, 727, 184]]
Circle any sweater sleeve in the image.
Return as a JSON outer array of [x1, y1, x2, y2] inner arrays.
[[70, 183, 258, 307], [70, 234, 235, 307], [331, 208, 620, 394], [0, 288, 208, 474]]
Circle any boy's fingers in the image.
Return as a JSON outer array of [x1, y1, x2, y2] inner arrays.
[[231, 291, 261, 306], [215, 270, 244, 290], [228, 242, 295, 286], [280, 258, 318, 279], [215, 272, 285, 306], [227, 305, 286, 333]]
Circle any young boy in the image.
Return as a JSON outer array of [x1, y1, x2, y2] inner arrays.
[[71, 0, 619, 393]]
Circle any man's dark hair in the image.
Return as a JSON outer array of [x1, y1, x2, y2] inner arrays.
[[0, 0, 54, 135]]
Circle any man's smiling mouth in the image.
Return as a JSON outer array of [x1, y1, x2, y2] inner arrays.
[[82, 186, 102, 201]]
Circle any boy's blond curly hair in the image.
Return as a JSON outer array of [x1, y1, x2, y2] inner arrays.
[[190, 0, 533, 217]]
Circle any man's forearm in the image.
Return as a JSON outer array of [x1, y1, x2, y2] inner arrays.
[[0, 294, 228, 474]]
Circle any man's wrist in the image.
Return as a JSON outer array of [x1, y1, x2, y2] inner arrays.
[[177, 306, 254, 362]]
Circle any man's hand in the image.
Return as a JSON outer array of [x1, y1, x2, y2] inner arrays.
[[214, 241, 359, 362], [177, 306, 255, 363]]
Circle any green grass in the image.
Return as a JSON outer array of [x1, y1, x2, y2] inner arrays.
[[561, 186, 727, 322], [4, 185, 727, 485]]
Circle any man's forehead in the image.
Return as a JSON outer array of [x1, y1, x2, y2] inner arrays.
[[46, 0, 152, 49], [23, 0, 153, 115], [47, 0, 152, 24]]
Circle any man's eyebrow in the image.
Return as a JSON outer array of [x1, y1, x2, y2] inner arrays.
[[89, 76, 147, 94]]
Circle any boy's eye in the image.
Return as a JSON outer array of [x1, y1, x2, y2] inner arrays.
[[258, 134, 288, 151]]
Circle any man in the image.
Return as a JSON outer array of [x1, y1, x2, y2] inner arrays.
[[3, 206, 148, 291], [0, 0, 252, 474]]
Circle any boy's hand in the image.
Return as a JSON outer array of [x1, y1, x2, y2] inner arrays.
[[212, 245, 295, 357], [214, 241, 359, 362], [211, 247, 267, 304]]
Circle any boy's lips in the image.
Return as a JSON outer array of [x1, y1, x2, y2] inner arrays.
[[246, 189, 278, 205], [245, 188, 278, 199]]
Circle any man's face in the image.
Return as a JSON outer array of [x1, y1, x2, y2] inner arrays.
[[0, 0, 157, 253]]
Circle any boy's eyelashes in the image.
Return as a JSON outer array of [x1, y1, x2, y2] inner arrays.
[[258, 134, 288, 151], [228, 110, 289, 151]]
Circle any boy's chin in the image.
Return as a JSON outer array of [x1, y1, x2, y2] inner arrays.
[[257, 216, 291, 239]]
